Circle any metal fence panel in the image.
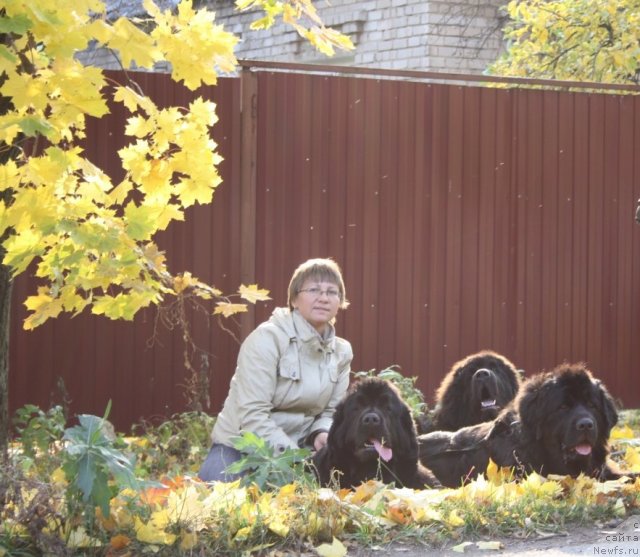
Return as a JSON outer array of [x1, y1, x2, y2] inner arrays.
[[9, 68, 640, 430]]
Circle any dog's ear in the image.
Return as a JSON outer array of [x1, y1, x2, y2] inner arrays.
[[395, 401, 419, 456], [327, 401, 347, 450], [595, 380, 619, 433], [518, 377, 551, 441]]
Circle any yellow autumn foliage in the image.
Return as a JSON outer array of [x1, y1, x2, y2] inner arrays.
[[0, 0, 351, 329]]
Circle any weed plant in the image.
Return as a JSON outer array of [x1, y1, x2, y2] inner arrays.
[[1, 397, 639, 555]]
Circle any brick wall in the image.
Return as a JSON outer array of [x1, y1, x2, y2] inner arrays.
[[84, 0, 505, 75], [207, 0, 504, 73]]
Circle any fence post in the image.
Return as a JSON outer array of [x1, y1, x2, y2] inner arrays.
[[239, 67, 258, 340]]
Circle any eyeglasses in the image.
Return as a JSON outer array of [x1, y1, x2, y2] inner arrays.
[[298, 287, 341, 300]]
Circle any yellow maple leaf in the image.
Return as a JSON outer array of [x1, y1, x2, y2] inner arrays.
[[125, 115, 154, 138], [623, 446, 640, 472], [520, 473, 562, 498], [452, 541, 474, 553], [141, 159, 173, 202], [315, 537, 347, 557], [485, 459, 515, 485], [214, 302, 248, 318], [174, 272, 198, 294], [23, 287, 63, 330], [67, 526, 101, 548], [268, 518, 289, 537], [166, 485, 206, 528], [446, 509, 465, 527], [611, 425, 635, 440], [233, 526, 252, 541], [175, 177, 215, 208], [3, 227, 45, 275], [147, 0, 238, 90], [134, 513, 176, 545], [179, 530, 197, 551], [108, 18, 160, 69], [108, 179, 133, 205], [477, 540, 504, 550], [188, 97, 218, 127], [114, 86, 157, 114], [239, 284, 272, 304], [51, 467, 67, 485], [50, 59, 109, 118]]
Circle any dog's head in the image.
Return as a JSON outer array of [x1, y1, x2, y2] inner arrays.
[[516, 364, 617, 474], [439, 351, 522, 424], [329, 377, 417, 464]]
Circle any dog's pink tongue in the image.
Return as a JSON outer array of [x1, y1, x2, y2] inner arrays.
[[373, 439, 392, 462], [575, 444, 592, 456]]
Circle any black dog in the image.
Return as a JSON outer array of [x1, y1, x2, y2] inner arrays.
[[432, 350, 522, 431], [418, 408, 520, 487], [312, 378, 440, 489], [510, 363, 626, 480]]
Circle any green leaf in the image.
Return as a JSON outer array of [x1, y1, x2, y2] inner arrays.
[[77, 414, 106, 445], [77, 453, 97, 502], [92, 467, 113, 518], [124, 203, 158, 241], [17, 116, 55, 137], [0, 14, 32, 34], [0, 45, 17, 63]]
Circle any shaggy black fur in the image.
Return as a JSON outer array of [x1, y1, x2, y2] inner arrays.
[[418, 408, 520, 488], [312, 378, 440, 489], [432, 350, 522, 431], [510, 363, 625, 480]]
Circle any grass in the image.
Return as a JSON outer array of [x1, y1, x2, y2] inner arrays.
[[0, 406, 639, 555]]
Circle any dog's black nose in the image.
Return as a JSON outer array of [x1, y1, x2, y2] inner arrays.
[[576, 416, 595, 431], [474, 368, 492, 379], [361, 411, 381, 426]]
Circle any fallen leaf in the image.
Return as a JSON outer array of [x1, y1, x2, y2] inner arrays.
[[452, 541, 474, 553], [110, 534, 131, 550], [476, 540, 504, 550], [316, 537, 347, 557], [447, 509, 465, 527], [611, 425, 635, 439]]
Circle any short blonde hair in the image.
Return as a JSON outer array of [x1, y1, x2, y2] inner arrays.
[[288, 258, 349, 310]]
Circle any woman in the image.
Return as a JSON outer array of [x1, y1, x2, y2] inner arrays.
[[198, 258, 353, 482]]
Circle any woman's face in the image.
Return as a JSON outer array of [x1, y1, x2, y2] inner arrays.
[[292, 279, 341, 334]]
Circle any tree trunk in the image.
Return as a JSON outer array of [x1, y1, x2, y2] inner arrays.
[[0, 246, 11, 455], [0, 35, 15, 453]]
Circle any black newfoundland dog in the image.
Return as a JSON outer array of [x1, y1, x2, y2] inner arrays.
[[511, 363, 624, 480], [431, 350, 522, 431], [421, 363, 629, 485], [312, 377, 440, 489]]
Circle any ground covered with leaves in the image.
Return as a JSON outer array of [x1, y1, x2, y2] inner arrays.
[[1, 406, 639, 556]]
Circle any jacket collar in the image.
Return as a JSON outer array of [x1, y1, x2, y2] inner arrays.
[[270, 307, 336, 350]]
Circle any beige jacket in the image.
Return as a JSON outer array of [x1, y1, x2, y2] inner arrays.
[[211, 307, 353, 453]]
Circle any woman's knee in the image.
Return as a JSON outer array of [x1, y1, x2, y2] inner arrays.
[[198, 443, 245, 482]]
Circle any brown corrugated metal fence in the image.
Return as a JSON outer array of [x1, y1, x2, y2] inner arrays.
[[9, 64, 640, 430]]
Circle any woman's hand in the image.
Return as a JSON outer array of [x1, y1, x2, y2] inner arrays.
[[313, 431, 329, 451]]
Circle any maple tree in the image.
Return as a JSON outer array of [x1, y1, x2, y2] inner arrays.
[[487, 0, 640, 84], [0, 0, 353, 451]]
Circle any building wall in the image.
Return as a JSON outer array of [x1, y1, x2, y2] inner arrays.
[[82, 0, 505, 75], [208, 0, 505, 73]]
